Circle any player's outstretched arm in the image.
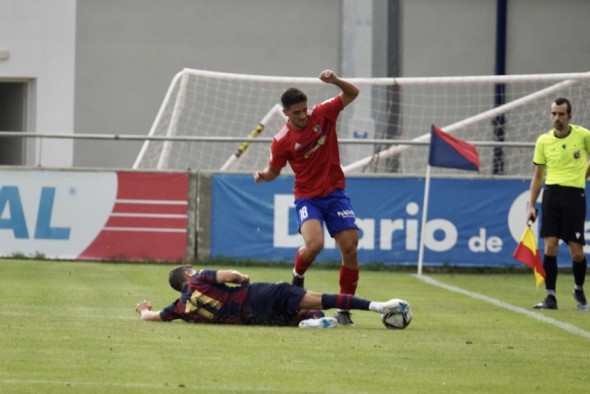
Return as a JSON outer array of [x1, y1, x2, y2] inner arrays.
[[254, 166, 281, 183], [135, 300, 162, 321], [318, 69, 359, 108]]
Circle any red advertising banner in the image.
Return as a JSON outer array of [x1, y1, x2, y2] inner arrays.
[[0, 170, 189, 262], [79, 172, 189, 261]]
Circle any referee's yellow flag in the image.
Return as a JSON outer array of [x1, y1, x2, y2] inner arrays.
[[513, 226, 546, 288]]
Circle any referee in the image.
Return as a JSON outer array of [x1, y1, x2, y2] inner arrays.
[[527, 97, 590, 311]]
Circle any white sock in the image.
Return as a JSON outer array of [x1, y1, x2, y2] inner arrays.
[[368, 302, 384, 313]]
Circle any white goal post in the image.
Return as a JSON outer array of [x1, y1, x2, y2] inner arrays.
[[133, 68, 590, 177]]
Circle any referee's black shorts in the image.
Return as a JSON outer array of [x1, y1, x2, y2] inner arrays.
[[541, 184, 586, 244]]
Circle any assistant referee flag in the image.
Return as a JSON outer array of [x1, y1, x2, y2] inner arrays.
[[428, 125, 480, 171], [513, 226, 546, 288]]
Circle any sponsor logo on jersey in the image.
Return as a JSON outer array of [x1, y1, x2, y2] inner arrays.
[[303, 136, 327, 159]]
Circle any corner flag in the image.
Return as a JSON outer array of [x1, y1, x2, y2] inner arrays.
[[428, 125, 480, 171], [418, 125, 480, 275], [513, 226, 546, 288]]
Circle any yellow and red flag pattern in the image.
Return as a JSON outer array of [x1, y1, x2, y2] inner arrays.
[[513, 226, 546, 288]]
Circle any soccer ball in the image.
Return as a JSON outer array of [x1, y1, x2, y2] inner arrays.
[[381, 302, 412, 329]]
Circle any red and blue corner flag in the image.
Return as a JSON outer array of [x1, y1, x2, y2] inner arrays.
[[428, 125, 480, 171]]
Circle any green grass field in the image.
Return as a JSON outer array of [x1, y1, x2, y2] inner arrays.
[[1, 259, 589, 393]]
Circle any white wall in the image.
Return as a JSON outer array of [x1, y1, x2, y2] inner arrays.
[[0, 0, 76, 166], [507, 0, 590, 74], [402, 0, 497, 77], [401, 0, 590, 77], [2, 0, 590, 169], [72, 0, 342, 168]]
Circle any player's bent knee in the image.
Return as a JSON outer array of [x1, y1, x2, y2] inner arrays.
[[304, 242, 324, 258]]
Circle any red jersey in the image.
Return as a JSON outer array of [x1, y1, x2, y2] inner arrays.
[[269, 95, 346, 199]]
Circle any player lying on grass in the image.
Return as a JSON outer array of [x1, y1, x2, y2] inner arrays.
[[135, 265, 409, 328]]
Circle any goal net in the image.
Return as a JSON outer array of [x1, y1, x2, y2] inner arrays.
[[133, 68, 590, 177]]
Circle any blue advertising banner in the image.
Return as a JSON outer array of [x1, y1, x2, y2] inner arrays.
[[211, 174, 589, 267]]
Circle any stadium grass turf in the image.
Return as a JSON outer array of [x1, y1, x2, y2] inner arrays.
[[1, 258, 589, 393]]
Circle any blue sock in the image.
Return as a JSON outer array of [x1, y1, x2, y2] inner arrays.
[[321, 294, 371, 310]]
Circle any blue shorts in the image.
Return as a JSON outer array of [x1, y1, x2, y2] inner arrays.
[[294, 189, 358, 237], [243, 282, 306, 326]]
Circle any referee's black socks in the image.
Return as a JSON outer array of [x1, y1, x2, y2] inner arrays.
[[572, 257, 587, 289], [543, 255, 558, 292]]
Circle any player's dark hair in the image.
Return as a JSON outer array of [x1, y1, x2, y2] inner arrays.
[[554, 97, 572, 115], [281, 88, 307, 109], [168, 265, 193, 292]]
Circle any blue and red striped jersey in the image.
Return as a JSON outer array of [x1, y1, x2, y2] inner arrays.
[[160, 269, 248, 324]]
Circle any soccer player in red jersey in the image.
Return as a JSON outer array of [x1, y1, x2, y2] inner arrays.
[[254, 69, 360, 325]]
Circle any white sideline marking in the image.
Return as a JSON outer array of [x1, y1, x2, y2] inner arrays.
[[416, 274, 590, 340]]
